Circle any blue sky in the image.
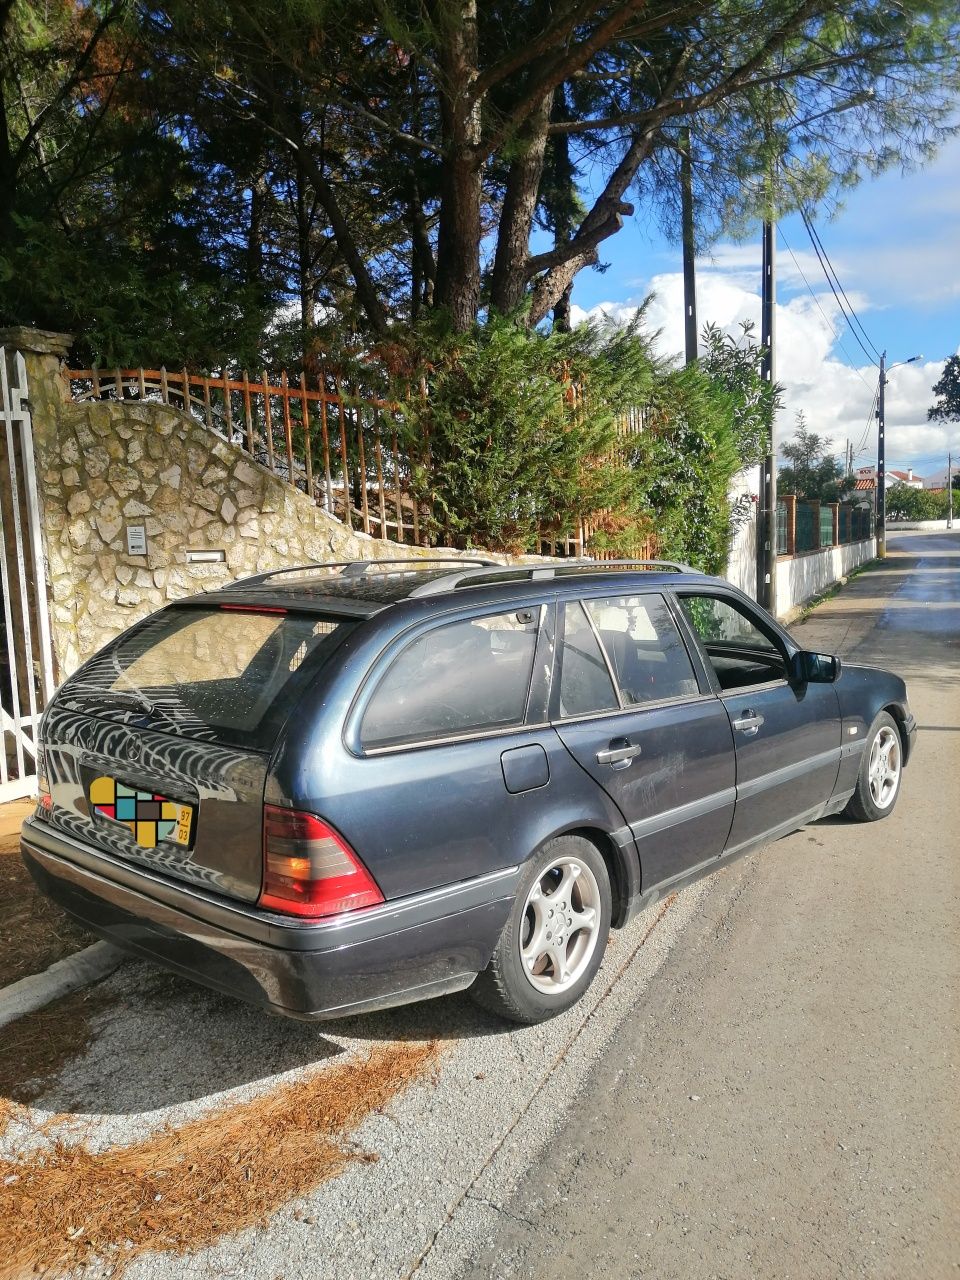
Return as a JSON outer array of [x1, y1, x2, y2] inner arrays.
[[569, 134, 960, 483]]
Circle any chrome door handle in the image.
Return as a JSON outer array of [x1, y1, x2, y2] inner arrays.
[[596, 742, 642, 769], [731, 710, 765, 736]]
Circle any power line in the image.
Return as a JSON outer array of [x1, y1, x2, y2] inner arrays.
[[802, 213, 883, 364], [777, 227, 874, 391], [798, 209, 881, 367], [854, 385, 879, 455]]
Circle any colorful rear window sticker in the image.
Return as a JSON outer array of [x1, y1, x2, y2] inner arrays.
[[89, 776, 188, 849]]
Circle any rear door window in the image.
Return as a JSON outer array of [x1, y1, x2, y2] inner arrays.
[[557, 602, 620, 717], [360, 608, 541, 750], [58, 606, 357, 750], [584, 594, 700, 705]]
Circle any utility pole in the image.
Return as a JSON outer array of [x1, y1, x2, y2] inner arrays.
[[680, 127, 697, 366], [948, 452, 954, 529], [756, 216, 777, 612], [877, 350, 887, 558]]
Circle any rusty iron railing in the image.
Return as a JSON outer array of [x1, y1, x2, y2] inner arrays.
[[64, 364, 654, 558]]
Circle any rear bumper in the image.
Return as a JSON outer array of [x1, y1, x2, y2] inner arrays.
[[21, 817, 518, 1020]]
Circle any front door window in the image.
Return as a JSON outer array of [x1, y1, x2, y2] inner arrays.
[[678, 595, 786, 690]]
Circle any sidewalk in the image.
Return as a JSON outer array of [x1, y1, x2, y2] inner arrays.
[[0, 799, 93, 989]]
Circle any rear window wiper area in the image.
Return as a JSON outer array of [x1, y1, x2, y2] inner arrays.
[[61, 683, 182, 730]]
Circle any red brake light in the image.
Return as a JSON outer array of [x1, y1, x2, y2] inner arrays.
[[220, 604, 287, 614], [259, 805, 384, 919], [36, 747, 52, 816]]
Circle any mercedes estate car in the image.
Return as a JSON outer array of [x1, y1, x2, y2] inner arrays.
[[22, 558, 916, 1024]]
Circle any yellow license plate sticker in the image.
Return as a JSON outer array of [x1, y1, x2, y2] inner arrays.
[[90, 776, 193, 849]]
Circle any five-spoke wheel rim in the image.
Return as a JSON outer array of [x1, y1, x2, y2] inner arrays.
[[519, 855, 602, 995], [868, 725, 901, 810]]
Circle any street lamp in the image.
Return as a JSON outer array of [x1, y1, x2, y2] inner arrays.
[[876, 351, 922, 558]]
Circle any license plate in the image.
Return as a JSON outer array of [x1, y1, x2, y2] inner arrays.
[[89, 776, 193, 850]]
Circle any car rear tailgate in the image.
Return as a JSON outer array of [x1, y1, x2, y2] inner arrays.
[[37, 602, 360, 903], [38, 703, 270, 900]]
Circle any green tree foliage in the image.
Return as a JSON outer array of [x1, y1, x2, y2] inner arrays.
[[3, 0, 959, 355], [391, 308, 771, 565], [630, 323, 774, 572], [886, 482, 950, 521], [397, 314, 658, 552], [927, 354, 960, 423], [778, 415, 850, 502], [0, 0, 273, 365]]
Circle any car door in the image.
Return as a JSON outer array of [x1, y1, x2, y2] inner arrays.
[[550, 592, 737, 889], [314, 601, 624, 903], [675, 590, 842, 854]]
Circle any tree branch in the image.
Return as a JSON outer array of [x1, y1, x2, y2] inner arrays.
[[524, 199, 633, 276], [11, 0, 127, 174], [479, 0, 655, 163], [469, 0, 608, 101]]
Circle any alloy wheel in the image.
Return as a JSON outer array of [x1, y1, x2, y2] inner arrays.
[[519, 854, 602, 994], [868, 724, 901, 810]]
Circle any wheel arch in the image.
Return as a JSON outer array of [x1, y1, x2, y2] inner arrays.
[[882, 701, 913, 765], [558, 825, 640, 929]]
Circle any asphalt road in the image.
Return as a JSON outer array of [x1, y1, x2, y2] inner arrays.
[[458, 530, 960, 1280], [4, 532, 957, 1280]]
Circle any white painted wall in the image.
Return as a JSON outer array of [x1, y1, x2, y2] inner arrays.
[[775, 538, 875, 618], [725, 514, 757, 599], [888, 519, 954, 531], [725, 514, 875, 620]]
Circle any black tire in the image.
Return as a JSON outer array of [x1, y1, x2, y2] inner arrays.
[[473, 835, 612, 1025], [844, 711, 904, 822]]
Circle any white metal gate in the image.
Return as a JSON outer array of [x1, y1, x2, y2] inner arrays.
[[0, 348, 56, 800]]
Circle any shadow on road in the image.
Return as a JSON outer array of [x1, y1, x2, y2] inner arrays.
[[10, 959, 501, 1116]]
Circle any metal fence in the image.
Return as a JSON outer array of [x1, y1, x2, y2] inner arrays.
[[64, 364, 651, 559], [779, 498, 874, 556], [0, 348, 58, 799]]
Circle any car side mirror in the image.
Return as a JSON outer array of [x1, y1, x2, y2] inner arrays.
[[791, 650, 842, 684]]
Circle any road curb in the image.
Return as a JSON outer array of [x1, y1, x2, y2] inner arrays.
[[0, 941, 125, 1030]]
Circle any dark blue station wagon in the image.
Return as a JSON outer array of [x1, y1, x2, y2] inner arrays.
[[23, 559, 916, 1024]]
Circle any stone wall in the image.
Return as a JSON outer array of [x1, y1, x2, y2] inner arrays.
[[1, 330, 504, 678]]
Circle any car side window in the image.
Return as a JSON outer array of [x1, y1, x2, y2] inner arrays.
[[584, 594, 700, 705], [360, 608, 541, 749], [558, 602, 620, 717], [678, 594, 787, 691]]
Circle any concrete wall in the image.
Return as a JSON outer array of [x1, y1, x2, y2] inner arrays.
[[887, 519, 955, 532], [725, 507, 875, 620], [3, 329, 522, 679], [775, 538, 875, 619], [724, 515, 757, 600]]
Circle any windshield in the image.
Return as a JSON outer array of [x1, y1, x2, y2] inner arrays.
[[57, 606, 358, 750]]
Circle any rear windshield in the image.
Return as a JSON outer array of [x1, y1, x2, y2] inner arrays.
[[57, 606, 358, 750]]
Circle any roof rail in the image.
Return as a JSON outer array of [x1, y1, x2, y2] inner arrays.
[[407, 558, 698, 597], [576, 558, 698, 573], [227, 557, 501, 589]]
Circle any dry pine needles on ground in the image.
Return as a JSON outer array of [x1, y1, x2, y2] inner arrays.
[[0, 800, 94, 987], [0, 1039, 439, 1278]]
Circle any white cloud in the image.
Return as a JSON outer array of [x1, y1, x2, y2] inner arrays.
[[571, 269, 959, 476]]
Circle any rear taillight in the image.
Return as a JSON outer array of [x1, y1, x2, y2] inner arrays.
[[259, 805, 384, 919], [36, 747, 52, 817]]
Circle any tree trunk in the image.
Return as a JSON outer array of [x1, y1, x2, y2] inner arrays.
[[553, 284, 573, 332], [0, 51, 18, 241], [246, 172, 265, 287], [545, 86, 576, 333], [408, 172, 435, 318], [434, 0, 482, 332], [529, 128, 655, 326], [489, 92, 551, 317], [295, 150, 314, 347]]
